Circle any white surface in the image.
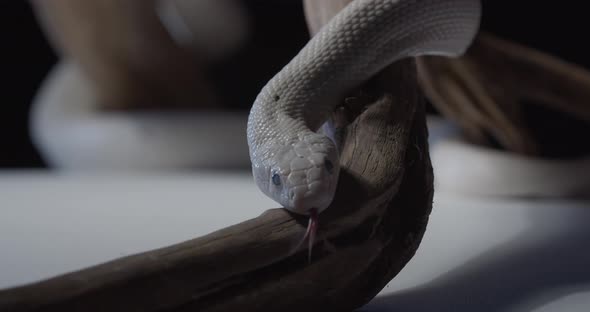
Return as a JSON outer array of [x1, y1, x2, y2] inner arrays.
[[431, 138, 590, 198], [1, 172, 589, 312], [427, 116, 590, 198]]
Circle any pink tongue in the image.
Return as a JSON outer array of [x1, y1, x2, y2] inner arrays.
[[307, 208, 319, 263], [291, 208, 319, 263]]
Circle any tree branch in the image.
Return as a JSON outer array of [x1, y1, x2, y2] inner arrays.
[[0, 1, 434, 311]]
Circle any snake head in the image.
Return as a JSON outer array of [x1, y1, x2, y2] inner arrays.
[[252, 134, 339, 215]]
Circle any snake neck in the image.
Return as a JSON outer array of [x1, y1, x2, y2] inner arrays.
[[247, 0, 481, 211]]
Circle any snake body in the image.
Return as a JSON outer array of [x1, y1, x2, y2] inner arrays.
[[247, 0, 481, 214]]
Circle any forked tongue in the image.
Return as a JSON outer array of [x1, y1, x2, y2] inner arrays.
[[307, 208, 318, 263], [292, 207, 319, 263]]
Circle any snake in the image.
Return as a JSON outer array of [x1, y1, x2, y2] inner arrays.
[[247, 0, 481, 253]]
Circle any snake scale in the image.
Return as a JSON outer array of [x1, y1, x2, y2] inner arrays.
[[247, 0, 481, 217]]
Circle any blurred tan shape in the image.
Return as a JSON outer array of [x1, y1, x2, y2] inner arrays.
[[157, 0, 249, 61], [31, 0, 216, 110], [418, 32, 590, 156]]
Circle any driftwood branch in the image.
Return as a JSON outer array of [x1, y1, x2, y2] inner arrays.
[[418, 32, 590, 155], [0, 1, 434, 311]]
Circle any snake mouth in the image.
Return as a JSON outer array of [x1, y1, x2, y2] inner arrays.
[[286, 175, 334, 214]]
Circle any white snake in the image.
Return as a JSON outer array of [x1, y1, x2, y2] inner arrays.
[[247, 0, 481, 217]]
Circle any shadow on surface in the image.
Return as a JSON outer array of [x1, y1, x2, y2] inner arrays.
[[362, 201, 590, 312]]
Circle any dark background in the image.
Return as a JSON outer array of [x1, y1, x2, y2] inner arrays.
[[1, 1, 588, 168]]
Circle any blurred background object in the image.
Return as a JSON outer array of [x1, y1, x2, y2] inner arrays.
[[419, 33, 590, 157], [31, 0, 217, 111], [419, 32, 590, 197], [27, 0, 253, 170], [156, 0, 249, 62], [1, 1, 589, 310], [1, 0, 311, 169], [1, 1, 589, 180]]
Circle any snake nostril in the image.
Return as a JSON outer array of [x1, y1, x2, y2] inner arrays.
[[324, 159, 334, 174], [272, 172, 281, 186]]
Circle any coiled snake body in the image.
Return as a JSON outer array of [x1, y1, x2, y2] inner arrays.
[[247, 0, 481, 215]]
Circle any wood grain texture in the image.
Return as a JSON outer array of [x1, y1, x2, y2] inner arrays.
[[418, 32, 590, 155], [0, 1, 434, 311]]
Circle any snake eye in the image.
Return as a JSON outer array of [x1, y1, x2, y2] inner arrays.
[[324, 159, 334, 174], [271, 172, 281, 186]]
